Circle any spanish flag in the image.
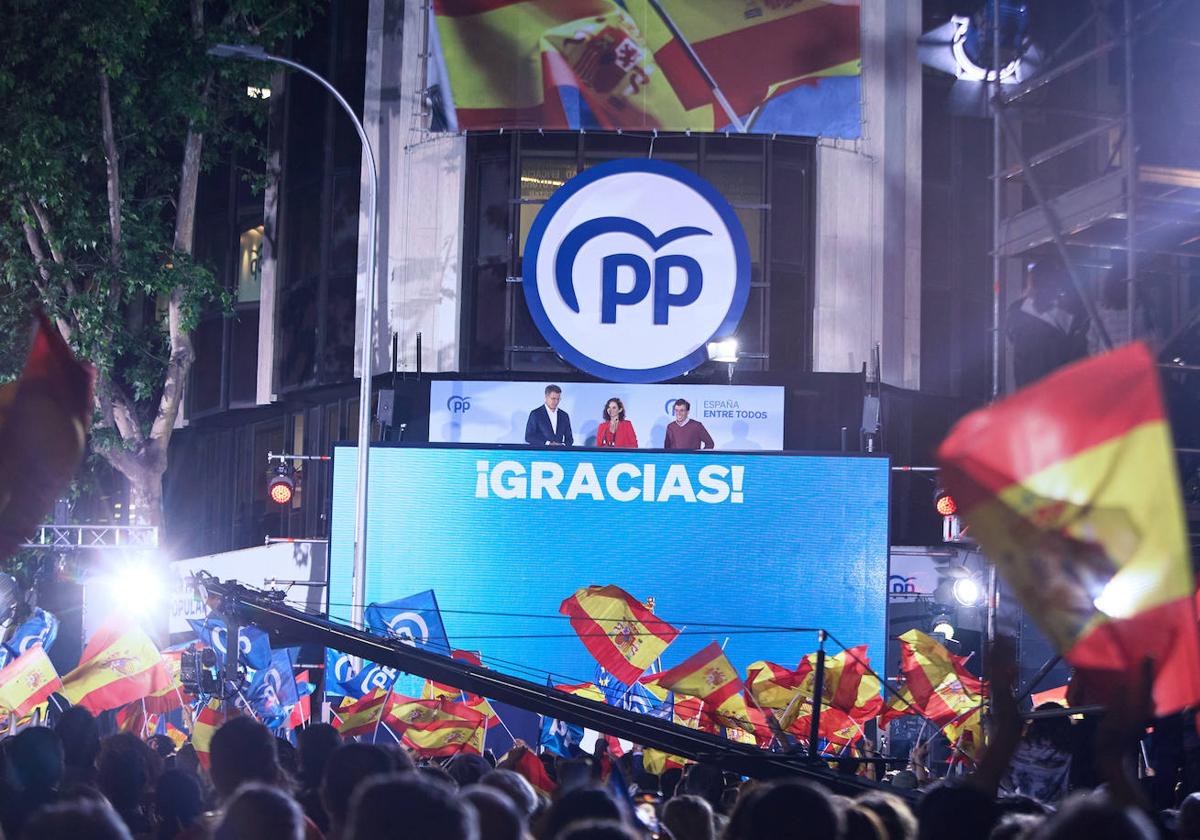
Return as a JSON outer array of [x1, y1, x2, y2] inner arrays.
[[61, 616, 172, 714], [745, 660, 807, 710], [0, 312, 94, 561], [0, 643, 62, 718], [938, 343, 1200, 715], [393, 698, 488, 757], [143, 652, 189, 715], [555, 681, 607, 704], [642, 748, 689, 776], [560, 585, 679, 685], [894, 630, 983, 727], [334, 688, 390, 738], [655, 642, 742, 715], [510, 747, 557, 796], [192, 699, 224, 769]]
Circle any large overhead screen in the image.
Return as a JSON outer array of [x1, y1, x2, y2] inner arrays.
[[429, 0, 862, 138], [329, 445, 888, 685]]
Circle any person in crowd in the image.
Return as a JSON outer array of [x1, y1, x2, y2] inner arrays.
[[346, 772, 479, 840], [96, 733, 160, 837], [448, 753, 495, 788], [1027, 791, 1157, 839], [56, 706, 101, 789], [555, 821, 641, 840], [537, 787, 627, 840], [209, 717, 287, 801], [663, 400, 714, 450], [722, 778, 842, 840], [321, 742, 396, 840], [20, 798, 133, 840], [463, 785, 524, 840], [1006, 256, 1089, 389], [843, 805, 887, 840], [1179, 791, 1200, 839], [855, 791, 917, 840], [661, 794, 714, 840], [480, 769, 539, 821], [1, 724, 65, 837], [297, 724, 342, 833], [215, 782, 306, 840], [525, 385, 573, 447], [155, 768, 204, 840], [597, 398, 638, 449]]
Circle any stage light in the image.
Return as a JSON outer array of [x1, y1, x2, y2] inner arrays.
[[706, 338, 739, 363], [932, 616, 955, 640], [934, 489, 957, 517], [268, 463, 294, 505], [953, 577, 982, 607], [108, 561, 164, 616]]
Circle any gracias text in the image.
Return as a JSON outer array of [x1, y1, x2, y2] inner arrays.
[[474, 460, 746, 504]]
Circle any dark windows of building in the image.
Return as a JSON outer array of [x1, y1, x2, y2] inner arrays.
[[275, 0, 368, 392], [461, 132, 816, 375]]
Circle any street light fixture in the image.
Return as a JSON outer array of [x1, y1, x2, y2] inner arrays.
[[208, 43, 378, 630]]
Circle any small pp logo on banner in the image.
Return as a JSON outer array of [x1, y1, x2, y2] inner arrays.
[[523, 159, 750, 383]]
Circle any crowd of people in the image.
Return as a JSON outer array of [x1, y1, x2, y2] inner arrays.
[[0, 688, 1197, 840]]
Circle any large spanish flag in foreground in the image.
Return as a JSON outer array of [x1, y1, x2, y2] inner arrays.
[[938, 343, 1200, 714], [0, 643, 62, 718], [61, 616, 172, 714], [560, 585, 679, 685]]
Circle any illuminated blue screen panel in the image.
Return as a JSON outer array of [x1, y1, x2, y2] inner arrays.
[[329, 446, 890, 686]]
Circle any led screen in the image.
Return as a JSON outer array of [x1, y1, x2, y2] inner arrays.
[[329, 445, 889, 688]]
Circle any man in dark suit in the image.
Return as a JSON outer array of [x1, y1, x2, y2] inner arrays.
[[525, 384, 573, 446]]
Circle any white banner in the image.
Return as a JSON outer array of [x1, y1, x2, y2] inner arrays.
[[166, 542, 327, 637], [429, 380, 784, 450]]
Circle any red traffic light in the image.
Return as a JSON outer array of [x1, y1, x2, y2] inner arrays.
[[934, 490, 957, 517], [268, 464, 294, 505]]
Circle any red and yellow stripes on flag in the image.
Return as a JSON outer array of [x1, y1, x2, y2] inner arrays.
[[938, 342, 1200, 715], [192, 699, 224, 769], [335, 688, 391, 739], [895, 630, 982, 728], [560, 585, 679, 685], [387, 696, 488, 757], [511, 747, 557, 796], [144, 651, 189, 715], [655, 641, 743, 717], [0, 643, 62, 719], [756, 647, 883, 730], [555, 681, 607, 704], [60, 616, 172, 714]]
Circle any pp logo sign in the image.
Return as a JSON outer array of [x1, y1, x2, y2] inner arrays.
[[524, 160, 750, 382]]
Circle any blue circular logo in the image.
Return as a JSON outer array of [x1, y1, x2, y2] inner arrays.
[[524, 159, 751, 383]]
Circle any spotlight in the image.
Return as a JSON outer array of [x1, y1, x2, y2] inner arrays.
[[268, 463, 294, 505], [932, 615, 955, 641], [107, 561, 164, 616], [953, 577, 982, 607], [934, 489, 957, 517], [706, 338, 739, 363]]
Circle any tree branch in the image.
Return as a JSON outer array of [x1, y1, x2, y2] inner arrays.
[[98, 69, 122, 269], [20, 215, 75, 344], [97, 377, 145, 448]]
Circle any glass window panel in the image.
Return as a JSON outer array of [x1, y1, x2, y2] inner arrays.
[[283, 185, 322, 289], [347, 399, 360, 443], [734, 208, 765, 268], [285, 76, 327, 184], [322, 272, 357, 384], [189, 317, 223, 414], [330, 174, 362, 275], [229, 308, 259, 404], [237, 225, 264, 302], [470, 263, 508, 369], [770, 164, 809, 265], [511, 287, 550, 348], [518, 202, 546, 257], [510, 350, 571, 373], [738, 286, 767, 357], [476, 158, 510, 262], [518, 132, 579, 155], [277, 277, 318, 388], [705, 159, 764, 205], [520, 157, 577, 201]]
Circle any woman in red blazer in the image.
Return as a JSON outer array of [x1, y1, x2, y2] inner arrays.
[[598, 398, 638, 448]]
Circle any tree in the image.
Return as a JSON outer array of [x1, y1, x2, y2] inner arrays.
[[0, 0, 316, 527]]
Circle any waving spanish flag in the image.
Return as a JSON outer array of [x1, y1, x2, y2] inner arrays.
[[192, 699, 225, 768], [745, 660, 807, 710], [655, 642, 743, 715], [61, 616, 171, 714], [390, 697, 488, 757], [0, 643, 62, 719], [894, 630, 983, 727], [939, 343, 1200, 714], [335, 688, 391, 738], [560, 585, 679, 685]]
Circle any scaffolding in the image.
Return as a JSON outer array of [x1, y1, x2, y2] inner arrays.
[[990, 0, 1200, 396]]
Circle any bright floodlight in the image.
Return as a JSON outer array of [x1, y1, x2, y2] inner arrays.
[[932, 619, 955, 640], [953, 577, 981, 607], [109, 562, 164, 616], [706, 338, 739, 363]]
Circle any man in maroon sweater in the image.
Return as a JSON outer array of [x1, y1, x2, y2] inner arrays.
[[663, 398, 715, 450]]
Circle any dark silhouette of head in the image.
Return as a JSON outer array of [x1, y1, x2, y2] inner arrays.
[[297, 723, 341, 788], [856, 791, 918, 840], [447, 753, 493, 788], [463, 785, 523, 840], [155, 768, 205, 838], [209, 716, 284, 800], [215, 782, 305, 840], [917, 783, 998, 840], [541, 786, 626, 839], [320, 742, 394, 835], [19, 799, 133, 840], [7, 725, 64, 794], [682, 763, 724, 811], [1027, 793, 1156, 839], [346, 772, 478, 840], [727, 779, 841, 840], [554, 821, 641, 840], [662, 794, 714, 840], [55, 707, 100, 775], [479, 769, 537, 818]]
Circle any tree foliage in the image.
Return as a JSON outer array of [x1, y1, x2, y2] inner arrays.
[[0, 0, 317, 525]]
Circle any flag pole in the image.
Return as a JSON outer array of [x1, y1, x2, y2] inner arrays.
[[373, 679, 398, 743], [809, 630, 827, 758]]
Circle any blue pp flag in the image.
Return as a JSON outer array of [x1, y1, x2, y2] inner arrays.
[[365, 590, 450, 655], [188, 616, 273, 671], [247, 648, 299, 728], [539, 679, 583, 757], [596, 665, 672, 719], [324, 648, 355, 698], [323, 648, 398, 699], [0, 607, 59, 668]]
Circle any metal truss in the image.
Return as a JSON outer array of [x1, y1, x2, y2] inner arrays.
[[20, 524, 159, 551]]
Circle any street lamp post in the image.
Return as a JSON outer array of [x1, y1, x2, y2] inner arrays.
[[209, 44, 378, 630]]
